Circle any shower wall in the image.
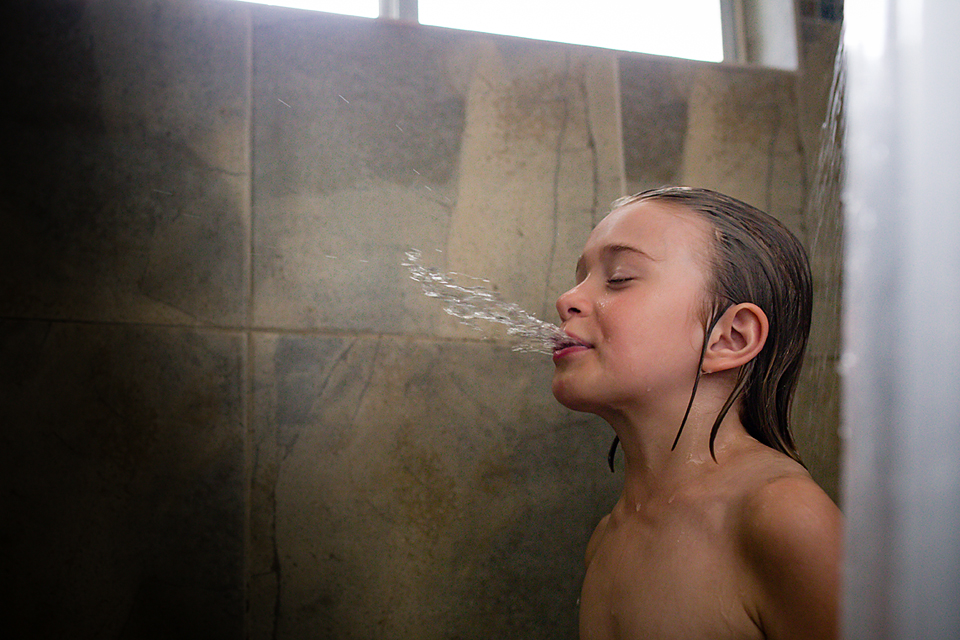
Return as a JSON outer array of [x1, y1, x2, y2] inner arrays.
[[0, 1, 841, 638]]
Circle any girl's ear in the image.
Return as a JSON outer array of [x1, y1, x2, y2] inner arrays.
[[701, 303, 769, 374]]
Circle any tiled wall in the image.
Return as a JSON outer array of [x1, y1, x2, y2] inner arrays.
[[2, 1, 251, 637], [0, 1, 841, 638]]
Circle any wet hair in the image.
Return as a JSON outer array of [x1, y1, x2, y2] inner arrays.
[[606, 186, 812, 469]]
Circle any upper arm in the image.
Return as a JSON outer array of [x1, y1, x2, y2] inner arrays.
[[584, 514, 611, 569], [741, 477, 843, 640]]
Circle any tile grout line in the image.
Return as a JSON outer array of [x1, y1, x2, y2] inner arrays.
[[0, 313, 550, 349], [243, 5, 257, 637]]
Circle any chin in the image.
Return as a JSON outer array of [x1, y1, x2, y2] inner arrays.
[[551, 376, 600, 413]]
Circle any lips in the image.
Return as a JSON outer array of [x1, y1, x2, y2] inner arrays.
[[552, 331, 591, 360]]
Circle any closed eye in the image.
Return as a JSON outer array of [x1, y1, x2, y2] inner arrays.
[[607, 277, 633, 285]]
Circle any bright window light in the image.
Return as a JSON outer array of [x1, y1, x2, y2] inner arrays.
[[235, 0, 378, 18], [420, 0, 723, 62], [234, 1, 724, 63]]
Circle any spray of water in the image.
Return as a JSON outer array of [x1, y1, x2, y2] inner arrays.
[[402, 250, 563, 355], [810, 27, 846, 243], [795, 23, 845, 488]]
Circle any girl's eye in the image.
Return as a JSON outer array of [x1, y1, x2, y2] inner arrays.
[[607, 277, 633, 285]]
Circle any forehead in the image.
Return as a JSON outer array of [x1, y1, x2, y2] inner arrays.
[[584, 199, 712, 260]]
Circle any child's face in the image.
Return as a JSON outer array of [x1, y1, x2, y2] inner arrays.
[[552, 200, 714, 415]]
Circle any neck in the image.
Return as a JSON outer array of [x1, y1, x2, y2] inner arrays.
[[602, 374, 752, 507]]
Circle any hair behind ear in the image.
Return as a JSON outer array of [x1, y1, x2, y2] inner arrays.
[[671, 306, 730, 455]]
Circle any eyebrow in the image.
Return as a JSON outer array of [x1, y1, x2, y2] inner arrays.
[[602, 244, 659, 262], [575, 244, 658, 277]]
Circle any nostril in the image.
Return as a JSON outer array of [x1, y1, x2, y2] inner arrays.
[[557, 303, 582, 322], [556, 286, 585, 319]]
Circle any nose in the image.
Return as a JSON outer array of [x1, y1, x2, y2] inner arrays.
[[556, 282, 588, 321]]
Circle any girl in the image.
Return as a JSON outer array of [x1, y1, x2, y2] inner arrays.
[[552, 187, 841, 640]]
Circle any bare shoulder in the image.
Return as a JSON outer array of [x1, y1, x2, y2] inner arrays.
[[738, 470, 842, 640], [584, 513, 611, 568], [742, 473, 841, 549]]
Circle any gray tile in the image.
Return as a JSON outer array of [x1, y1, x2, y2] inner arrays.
[[678, 65, 804, 224], [0, 0, 251, 326], [251, 12, 465, 333], [251, 15, 624, 334], [250, 333, 619, 639], [0, 320, 247, 639], [793, 354, 842, 502], [620, 54, 699, 191], [444, 43, 621, 322]]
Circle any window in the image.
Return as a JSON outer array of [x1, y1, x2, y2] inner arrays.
[[236, 0, 378, 18], [236, 0, 724, 63], [419, 0, 723, 63]]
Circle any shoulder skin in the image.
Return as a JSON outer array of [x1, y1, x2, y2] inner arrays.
[[739, 475, 842, 640]]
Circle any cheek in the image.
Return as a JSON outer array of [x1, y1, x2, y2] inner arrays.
[[612, 303, 705, 366]]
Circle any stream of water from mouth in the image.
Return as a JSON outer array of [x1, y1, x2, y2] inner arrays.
[[402, 250, 563, 355]]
